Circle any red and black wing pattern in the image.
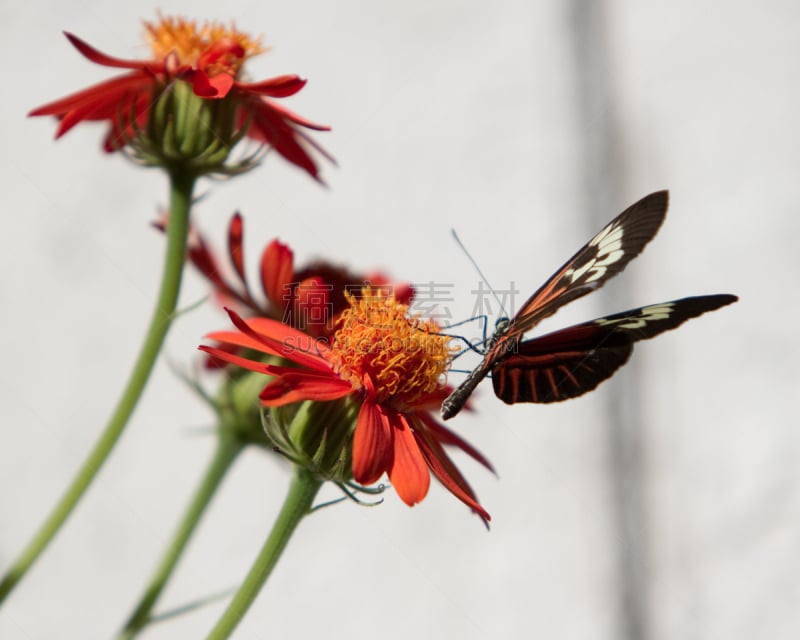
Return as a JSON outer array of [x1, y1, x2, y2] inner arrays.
[[440, 191, 671, 420], [491, 294, 737, 405]]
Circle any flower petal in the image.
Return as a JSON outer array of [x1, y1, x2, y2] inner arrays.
[[187, 69, 235, 98], [227, 213, 247, 288], [259, 370, 352, 406], [292, 277, 332, 334], [363, 274, 413, 306], [204, 328, 281, 354], [352, 400, 393, 485], [197, 41, 246, 73], [243, 318, 333, 366], [388, 412, 431, 507], [261, 98, 332, 132], [99, 94, 150, 150], [260, 239, 294, 309], [207, 73, 235, 97], [29, 72, 152, 119], [417, 412, 495, 473], [198, 345, 274, 375], [63, 32, 155, 70], [199, 341, 240, 370], [412, 418, 490, 523], [237, 75, 307, 97], [241, 97, 328, 180], [215, 310, 333, 372]]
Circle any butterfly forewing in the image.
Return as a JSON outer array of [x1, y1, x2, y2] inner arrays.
[[507, 190, 669, 336], [491, 294, 738, 404]]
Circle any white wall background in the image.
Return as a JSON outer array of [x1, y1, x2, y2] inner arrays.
[[1, 1, 797, 639]]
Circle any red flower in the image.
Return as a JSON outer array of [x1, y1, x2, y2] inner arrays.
[[29, 16, 331, 179], [181, 212, 412, 338], [200, 288, 493, 522]]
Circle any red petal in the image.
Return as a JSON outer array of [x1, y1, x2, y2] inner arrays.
[[185, 70, 215, 97], [219, 310, 333, 372], [29, 72, 153, 118], [200, 341, 240, 370], [244, 317, 333, 367], [99, 94, 151, 150], [198, 345, 273, 375], [243, 316, 333, 358], [352, 401, 393, 485], [237, 75, 307, 97], [227, 213, 247, 287], [64, 32, 155, 70], [199, 345, 351, 406], [413, 419, 491, 523], [240, 97, 332, 180], [188, 69, 234, 98], [209, 74, 235, 97], [261, 98, 332, 131], [388, 412, 431, 507], [417, 412, 494, 473], [393, 282, 414, 305], [205, 328, 282, 354], [261, 239, 294, 308], [293, 277, 333, 334], [246, 104, 319, 177], [259, 371, 352, 406], [197, 40, 245, 72]]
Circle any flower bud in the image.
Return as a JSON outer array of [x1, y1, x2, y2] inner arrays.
[[215, 368, 272, 448], [131, 79, 250, 175], [264, 397, 360, 484]]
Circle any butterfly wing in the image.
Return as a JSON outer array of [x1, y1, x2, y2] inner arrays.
[[505, 190, 670, 338], [491, 294, 737, 404]]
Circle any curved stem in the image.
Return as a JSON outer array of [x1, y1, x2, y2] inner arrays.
[[117, 432, 243, 639], [0, 170, 196, 605], [206, 467, 322, 640]]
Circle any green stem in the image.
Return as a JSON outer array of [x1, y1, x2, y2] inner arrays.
[[117, 432, 243, 639], [0, 170, 196, 605], [206, 467, 322, 640]]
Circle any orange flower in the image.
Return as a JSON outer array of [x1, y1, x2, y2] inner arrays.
[[200, 287, 492, 522], [29, 16, 331, 179]]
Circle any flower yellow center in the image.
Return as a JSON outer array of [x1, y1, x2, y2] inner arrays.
[[329, 287, 453, 407], [144, 16, 265, 76]]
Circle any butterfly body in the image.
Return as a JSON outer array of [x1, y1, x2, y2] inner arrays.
[[440, 191, 737, 420], [443, 319, 515, 416]]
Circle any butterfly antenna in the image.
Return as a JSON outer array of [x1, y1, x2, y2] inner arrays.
[[451, 229, 508, 317]]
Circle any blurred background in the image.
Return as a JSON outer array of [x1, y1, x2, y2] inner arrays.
[[1, 1, 797, 638]]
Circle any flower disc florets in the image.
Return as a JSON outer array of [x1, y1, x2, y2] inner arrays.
[[145, 16, 265, 79], [328, 287, 453, 408]]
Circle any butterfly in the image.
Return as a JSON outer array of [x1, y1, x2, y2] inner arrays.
[[440, 190, 737, 420]]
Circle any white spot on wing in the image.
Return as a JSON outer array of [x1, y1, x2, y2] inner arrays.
[[566, 220, 626, 284], [596, 302, 676, 329]]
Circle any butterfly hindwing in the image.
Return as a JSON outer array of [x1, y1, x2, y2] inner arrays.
[[491, 294, 738, 404], [491, 341, 633, 404]]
